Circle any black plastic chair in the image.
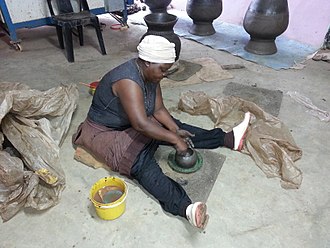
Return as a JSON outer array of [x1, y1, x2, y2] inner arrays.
[[46, 0, 106, 62]]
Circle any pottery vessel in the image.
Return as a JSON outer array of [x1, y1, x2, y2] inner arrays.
[[141, 13, 181, 61], [144, 0, 172, 13], [243, 0, 289, 55], [175, 148, 198, 169], [186, 0, 222, 36]]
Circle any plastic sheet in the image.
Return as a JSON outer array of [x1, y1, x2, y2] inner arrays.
[[0, 82, 79, 222], [178, 91, 303, 189]]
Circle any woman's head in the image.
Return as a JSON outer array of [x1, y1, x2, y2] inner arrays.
[[137, 35, 175, 83]]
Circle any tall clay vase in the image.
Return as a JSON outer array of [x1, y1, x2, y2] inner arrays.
[[141, 13, 181, 61], [144, 0, 172, 13], [186, 0, 222, 36], [243, 0, 289, 55]]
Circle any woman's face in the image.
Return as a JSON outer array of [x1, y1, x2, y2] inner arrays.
[[145, 62, 173, 83]]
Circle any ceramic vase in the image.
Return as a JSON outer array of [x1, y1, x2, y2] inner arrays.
[[243, 0, 289, 55], [144, 0, 172, 13], [141, 13, 181, 61], [186, 0, 223, 36]]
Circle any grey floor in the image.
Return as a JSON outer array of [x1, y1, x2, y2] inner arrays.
[[1, 11, 330, 248]]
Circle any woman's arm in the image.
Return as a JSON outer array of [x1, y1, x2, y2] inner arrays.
[[112, 79, 187, 152], [153, 84, 179, 132]]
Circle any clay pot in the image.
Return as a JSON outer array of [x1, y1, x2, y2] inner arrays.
[[175, 148, 198, 169], [186, 0, 223, 36], [141, 13, 181, 61], [144, 0, 172, 13], [243, 0, 289, 55]]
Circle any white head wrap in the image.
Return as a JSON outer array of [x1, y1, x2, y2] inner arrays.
[[137, 35, 176, 63]]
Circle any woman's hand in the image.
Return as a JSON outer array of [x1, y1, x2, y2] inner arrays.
[[174, 138, 189, 155], [176, 129, 195, 148]]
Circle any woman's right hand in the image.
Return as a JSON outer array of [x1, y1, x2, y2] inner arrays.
[[174, 138, 188, 155]]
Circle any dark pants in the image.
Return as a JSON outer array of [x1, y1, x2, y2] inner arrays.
[[130, 118, 227, 218]]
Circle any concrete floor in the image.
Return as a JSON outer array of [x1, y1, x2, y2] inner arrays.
[[1, 10, 330, 248]]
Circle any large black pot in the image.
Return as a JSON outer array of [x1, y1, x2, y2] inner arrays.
[[243, 0, 289, 55], [186, 0, 222, 36], [141, 13, 181, 61], [144, 0, 172, 13]]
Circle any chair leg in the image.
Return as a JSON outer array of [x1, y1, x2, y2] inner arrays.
[[62, 25, 74, 62], [92, 17, 106, 55], [56, 26, 64, 49], [77, 25, 84, 46]]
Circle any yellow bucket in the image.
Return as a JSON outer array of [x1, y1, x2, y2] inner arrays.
[[89, 177, 128, 220]]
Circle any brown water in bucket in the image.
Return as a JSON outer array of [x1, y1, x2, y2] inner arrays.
[[93, 186, 123, 204]]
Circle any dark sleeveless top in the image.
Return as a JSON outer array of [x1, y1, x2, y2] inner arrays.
[[87, 59, 157, 130]]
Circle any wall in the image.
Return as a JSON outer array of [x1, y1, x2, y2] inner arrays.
[[2, 0, 105, 23], [171, 0, 330, 48]]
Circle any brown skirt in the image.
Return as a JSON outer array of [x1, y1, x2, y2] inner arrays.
[[72, 118, 151, 177]]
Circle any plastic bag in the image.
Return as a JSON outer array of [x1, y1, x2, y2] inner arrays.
[[178, 91, 303, 189], [0, 82, 78, 221]]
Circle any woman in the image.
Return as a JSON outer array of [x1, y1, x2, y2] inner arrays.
[[73, 35, 250, 229]]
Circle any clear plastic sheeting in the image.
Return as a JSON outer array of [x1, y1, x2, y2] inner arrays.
[[178, 91, 303, 189], [0, 82, 79, 222], [287, 91, 330, 122]]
